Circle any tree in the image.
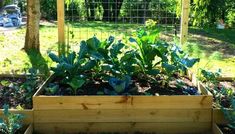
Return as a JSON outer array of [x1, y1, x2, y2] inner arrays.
[[101, 0, 124, 21], [24, 0, 40, 52], [192, 0, 235, 27]]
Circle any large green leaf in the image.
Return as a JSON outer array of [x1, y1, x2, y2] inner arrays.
[[146, 69, 160, 75], [100, 36, 114, 49], [110, 42, 125, 58], [162, 62, 177, 74], [67, 78, 85, 90], [67, 52, 76, 65], [180, 57, 200, 68], [86, 37, 100, 50], [78, 41, 88, 59], [83, 60, 97, 70], [48, 52, 60, 63]]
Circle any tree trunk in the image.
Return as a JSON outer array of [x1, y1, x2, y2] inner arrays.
[[89, 0, 96, 21], [111, 0, 123, 22], [24, 0, 40, 52], [102, 0, 110, 21]]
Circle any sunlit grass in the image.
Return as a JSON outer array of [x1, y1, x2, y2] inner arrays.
[[0, 22, 234, 77]]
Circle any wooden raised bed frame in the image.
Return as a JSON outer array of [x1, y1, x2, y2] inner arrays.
[[32, 75, 213, 134], [213, 123, 223, 134], [0, 74, 35, 125]]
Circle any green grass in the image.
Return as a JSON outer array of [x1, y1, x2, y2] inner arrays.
[[0, 22, 234, 76]]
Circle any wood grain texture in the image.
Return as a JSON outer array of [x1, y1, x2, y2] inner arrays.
[[33, 95, 212, 110], [180, 0, 190, 45], [213, 123, 223, 134], [34, 122, 211, 134], [24, 124, 34, 134], [213, 108, 229, 124], [34, 109, 211, 123]]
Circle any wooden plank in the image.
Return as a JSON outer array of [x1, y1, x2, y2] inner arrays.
[[198, 82, 213, 96], [34, 122, 211, 134], [213, 123, 223, 134], [0, 74, 44, 78], [34, 109, 211, 123], [217, 77, 235, 81], [0, 109, 33, 124], [24, 124, 33, 134], [57, 0, 65, 55], [180, 0, 190, 45], [213, 108, 229, 124], [33, 74, 55, 96], [33, 95, 212, 110], [0, 74, 27, 78]]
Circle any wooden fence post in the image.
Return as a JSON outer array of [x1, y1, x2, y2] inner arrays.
[[180, 0, 190, 45], [57, 0, 65, 56]]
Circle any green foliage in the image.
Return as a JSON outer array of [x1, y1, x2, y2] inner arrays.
[[192, 0, 235, 27], [129, 28, 199, 78], [199, 69, 234, 128], [0, 105, 24, 134], [48, 27, 200, 95], [221, 99, 235, 129], [199, 69, 221, 84], [20, 68, 41, 106], [104, 75, 132, 95], [129, 28, 162, 75], [48, 49, 93, 94]]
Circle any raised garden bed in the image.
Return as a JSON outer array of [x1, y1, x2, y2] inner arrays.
[[32, 74, 213, 134], [0, 105, 33, 134], [0, 73, 42, 110], [213, 123, 235, 134], [32, 30, 214, 133], [197, 70, 235, 134]]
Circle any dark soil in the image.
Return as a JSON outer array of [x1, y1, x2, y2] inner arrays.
[[43, 75, 199, 96], [218, 125, 235, 134], [0, 77, 39, 109]]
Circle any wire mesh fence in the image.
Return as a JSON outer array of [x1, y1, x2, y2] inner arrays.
[[63, 0, 181, 49]]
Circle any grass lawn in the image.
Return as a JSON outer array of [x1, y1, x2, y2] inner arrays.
[[0, 21, 234, 77]]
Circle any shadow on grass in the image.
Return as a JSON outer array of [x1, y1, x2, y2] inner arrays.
[[188, 27, 235, 57], [25, 50, 50, 77], [189, 27, 235, 45]]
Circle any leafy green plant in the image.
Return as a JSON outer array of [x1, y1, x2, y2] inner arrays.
[[48, 51, 90, 95], [103, 75, 132, 95], [221, 91, 235, 129], [0, 105, 24, 134], [20, 68, 41, 107], [129, 28, 163, 76], [199, 69, 221, 84], [129, 29, 199, 78]]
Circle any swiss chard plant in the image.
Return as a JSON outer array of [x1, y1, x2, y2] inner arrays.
[[129, 28, 199, 87], [129, 28, 162, 76], [0, 104, 24, 134]]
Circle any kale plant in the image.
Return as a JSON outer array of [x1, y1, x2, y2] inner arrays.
[[48, 51, 92, 95], [0, 105, 24, 134], [162, 44, 200, 76]]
